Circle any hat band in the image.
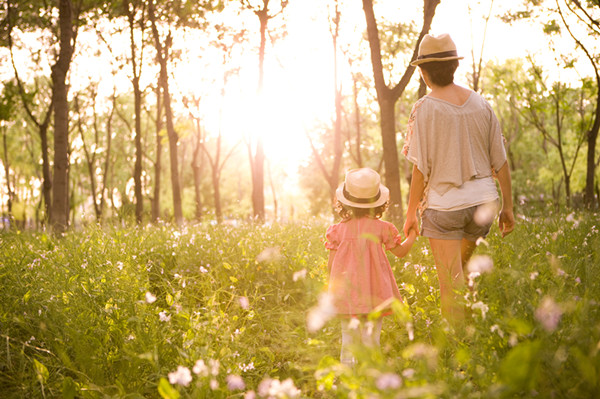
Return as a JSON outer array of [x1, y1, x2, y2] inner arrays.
[[343, 185, 381, 204], [417, 50, 458, 60]]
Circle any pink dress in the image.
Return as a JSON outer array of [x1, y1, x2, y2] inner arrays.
[[325, 217, 403, 316]]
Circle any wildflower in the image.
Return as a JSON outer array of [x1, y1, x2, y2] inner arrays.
[[210, 379, 219, 390], [402, 368, 416, 379], [348, 318, 360, 330], [145, 292, 157, 304], [267, 378, 301, 398], [471, 301, 489, 319], [475, 237, 489, 246], [200, 266, 208, 273], [168, 366, 192, 387], [474, 202, 497, 226], [238, 296, 250, 310], [575, 277, 581, 284], [244, 391, 256, 399], [490, 324, 504, 338], [226, 375, 246, 391], [193, 359, 208, 376], [209, 359, 220, 376], [293, 269, 307, 282], [307, 293, 336, 332], [159, 311, 171, 322], [535, 296, 563, 332], [376, 373, 402, 390], [116, 261, 124, 270], [256, 247, 281, 263], [530, 271, 539, 280], [240, 362, 255, 372], [467, 255, 493, 274]]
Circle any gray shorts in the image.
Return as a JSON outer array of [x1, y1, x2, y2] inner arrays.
[[420, 203, 497, 242]]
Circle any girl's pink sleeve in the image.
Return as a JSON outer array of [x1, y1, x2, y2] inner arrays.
[[325, 224, 339, 250], [382, 222, 403, 250]]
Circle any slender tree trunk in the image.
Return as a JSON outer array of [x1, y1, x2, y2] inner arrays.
[[331, 3, 343, 204], [50, 0, 75, 232], [251, 7, 268, 223], [152, 85, 163, 222], [212, 169, 222, 223], [585, 86, 600, 208], [2, 128, 12, 216], [149, 3, 182, 225], [352, 75, 363, 168], [192, 118, 203, 221], [133, 75, 144, 223]]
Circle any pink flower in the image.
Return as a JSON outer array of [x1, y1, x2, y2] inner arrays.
[[535, 297, 563, 332], [226, 375, 246, 391]]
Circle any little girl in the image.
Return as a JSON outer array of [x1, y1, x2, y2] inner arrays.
[[325, 168, 417, 366]]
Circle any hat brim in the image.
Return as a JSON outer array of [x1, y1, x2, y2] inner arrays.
[[335, 184, 390, 209], [411, 55, 463, 66]]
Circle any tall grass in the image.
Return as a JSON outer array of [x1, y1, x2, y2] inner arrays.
[[0, 209, 598, 398]]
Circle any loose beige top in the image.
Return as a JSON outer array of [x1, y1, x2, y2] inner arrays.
[[402, 91, 507, 197]]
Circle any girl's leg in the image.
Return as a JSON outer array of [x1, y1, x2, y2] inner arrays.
[[340, 320, 356, 366], [360, 318, 383, 348], [429, 238, 466, 326]]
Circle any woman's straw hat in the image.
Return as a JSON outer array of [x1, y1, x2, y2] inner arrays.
[[336, 168, 389, 209], [410, 33, 464, 66]]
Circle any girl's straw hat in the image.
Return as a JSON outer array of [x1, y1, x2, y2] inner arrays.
[[336, 168, 389, 209], [410, 33, 463, 66]]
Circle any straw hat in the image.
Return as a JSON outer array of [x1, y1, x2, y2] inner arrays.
[[336, 168, 389, 209], [410, 33, 464, 66]]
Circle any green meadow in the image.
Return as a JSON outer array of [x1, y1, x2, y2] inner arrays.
[[1, 207, 599, 398]]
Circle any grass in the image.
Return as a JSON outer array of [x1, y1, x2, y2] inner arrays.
[[0, 208, 598, 398]]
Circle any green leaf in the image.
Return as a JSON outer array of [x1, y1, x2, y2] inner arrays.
[[33, 359, 49, 384], [223, 262, 232, 270], [158, 378, 180, 399], [500, 340, 542, 391], [62, 377, 77, 399]]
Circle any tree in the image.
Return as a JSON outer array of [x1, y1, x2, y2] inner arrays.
[[241, 0, 288, 223], [521, 62, 587, 207], [0, 81, 18, 219], [504, 0, 600, 207], [362, 0, 440, 221], [306, 0, 345, 214]]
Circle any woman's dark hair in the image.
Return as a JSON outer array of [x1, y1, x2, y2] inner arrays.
[[419, 59, 459, 87], [335, 200, 388, 220]]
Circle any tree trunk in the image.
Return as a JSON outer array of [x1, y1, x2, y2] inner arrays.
[[133, 75, 144, 223], [2, 128, 12, 217], [212, 169, 222, 223], [362, 0, 439, 221], [149, 3, 183, 225], [152, 85, 163, 222], [585, 85, 600, 208], [192, 119, 203, 221], [50, 0, 75, 232]]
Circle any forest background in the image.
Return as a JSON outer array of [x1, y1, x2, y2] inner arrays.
[[0, 0, 599, 230]]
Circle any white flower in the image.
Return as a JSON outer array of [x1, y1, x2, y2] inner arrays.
[[535, 297, 563, 332], [471, 301, 489, 319], [402, 368, 416, 379], [159, 311, 171, 322], [200, 266, 208, 273], [193, 359, 208, 376], [168, 366, 192, 387], [375, 373, 402, 390], [348, 318, 360, 330], [307, 293, 336, 332], [475, 237, 489, 246], [530, 271, 539, 280], [240, 362, 255, 372], [238, 296, 250, 310], [269, 378, 301, 398], [490, 324, 504, 338], [244, 391, 256, 399], [116, 261, 124, 270], [209, 359, 220, 376], [467, 255, 494, 274], [145, 292, 157, 304], [474, 202, 497, 226], [293, 269, 307, 282], [256, 247, 281, 263], [210, 379, 219, 390], [226, 375, 246, 391]]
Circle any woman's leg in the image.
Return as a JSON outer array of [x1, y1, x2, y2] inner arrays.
[[429, 238, 466, 326], [461, 238, 477, 278]]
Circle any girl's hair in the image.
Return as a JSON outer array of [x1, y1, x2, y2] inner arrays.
[[419, 59, 459, 86], [335, 200, 388, 220]]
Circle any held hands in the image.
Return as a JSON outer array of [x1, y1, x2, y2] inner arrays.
[[498, 208, 515, 238], [403, 214, 419, 239]]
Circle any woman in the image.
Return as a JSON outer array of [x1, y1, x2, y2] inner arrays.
[[402, 33, 515, 326]]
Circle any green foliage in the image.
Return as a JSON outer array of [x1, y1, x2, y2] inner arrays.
[[0, 209, 599, 398]]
